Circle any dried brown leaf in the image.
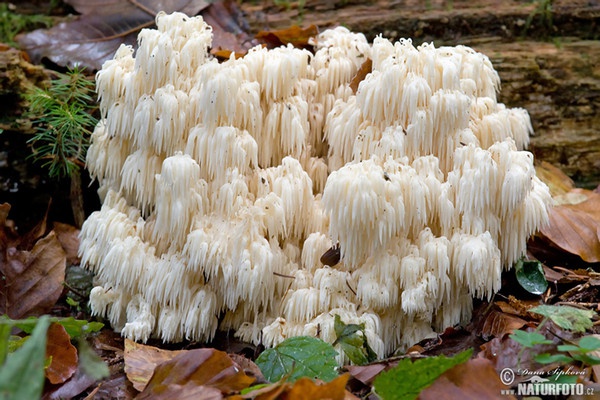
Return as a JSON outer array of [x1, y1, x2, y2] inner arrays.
[[255, 25, 318, 49], [204, 1, 258, 57], [227, 353, 265, 383], [45, 323, 78, 384], [493, 296, 541, 318], [419, 358, 516, 400], [43, 365, 98, 400], [345, 363, 388, 385], [349, 58, 372, 94], [535, 161, 575, 197], [0, 229, 66, 318], [539, 191, 600, 263], [229, 381, 287, 400], [124, 339, 185, 392], [281, 374, 350, 400], [136, 348, 255, 399], [0, 203, 17, 250], [480, 310, 528, 340], [52, 222, 81, 265]]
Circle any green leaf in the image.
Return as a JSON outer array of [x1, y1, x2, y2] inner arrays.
[[77, 338, 110, 380], [5, 316, 103, 339], [529, 305, 594, 333], [255, 336, 339, 383], [570, 353, 600, 365], [0, 315, 50, 400], [57, 317, 103, 338], [509, 330, 553, 348], [6, 336, 28, 353], [0, 320, 11, 365], [575, 336, 600, 352], [333, 314, 377, 365], [556, 344, 580, 353], [373, 349, 472, 400], [534, 353, 573, 364], [514, 259, 548, 295], [240, 383, 271, 395], [13, 317, 38, 334], [66, 297, 80, 307], [548, 374, 579, 384]]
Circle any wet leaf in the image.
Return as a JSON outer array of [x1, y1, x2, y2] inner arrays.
[[529, 304, 594, 333], [124, 338, 185, 391], [372, 349, 472, 400], [45, 323, 78, 384], [256, 25, 318, 49], [539, 191, 600, 263], [0, 316, 49, 400], [136, 348, 255, 399], [256, 336, 339, 383], [419, 358, 515, 400], [0, 229, 66, 319], [333, 314, 377, 365], [514, 259, 548, 295], [16, 0, 253, 70]]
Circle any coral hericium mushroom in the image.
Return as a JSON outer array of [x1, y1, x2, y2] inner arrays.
[[80, 12, 551, 362]]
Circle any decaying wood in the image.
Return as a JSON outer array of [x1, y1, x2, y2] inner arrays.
[[240, 0, 600, 187], [0, 44, 48, 131]]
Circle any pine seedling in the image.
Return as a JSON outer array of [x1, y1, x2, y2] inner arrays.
[[26, 66, 98, 226], [26, 66, 97, 179]]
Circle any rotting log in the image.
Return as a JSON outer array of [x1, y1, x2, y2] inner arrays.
[[240, 0, 600, 187]]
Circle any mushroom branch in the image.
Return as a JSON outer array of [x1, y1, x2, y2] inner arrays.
[[79, 11, 551, 361]]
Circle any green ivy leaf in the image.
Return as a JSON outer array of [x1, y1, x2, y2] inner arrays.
[[534, 353, 573, 364], [372, 349, 472, 400], [514, 259, 548, 295], [255, 336, 339, 383], [0, 315, 50, 400], [509, 330, 553, 348], [529, 305, 594, 333], [333, 314, 377, 365]]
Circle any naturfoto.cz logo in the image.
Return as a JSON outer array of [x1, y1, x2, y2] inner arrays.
[[499, 367, 594, 396]]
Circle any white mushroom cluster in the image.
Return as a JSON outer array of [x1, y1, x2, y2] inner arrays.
[[80, 12, 551, 361]]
